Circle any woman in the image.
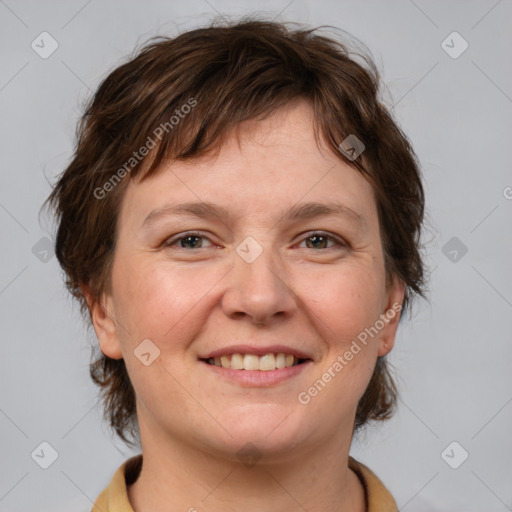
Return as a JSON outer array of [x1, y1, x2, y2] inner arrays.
[[46, 18, 426, 512]]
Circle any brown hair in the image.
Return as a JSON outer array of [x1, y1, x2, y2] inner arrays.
[[45, 18, 427, 447]]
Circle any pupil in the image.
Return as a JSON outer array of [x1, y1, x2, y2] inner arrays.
[[308, 235, 326, 249], [182, 235, 201, 248]]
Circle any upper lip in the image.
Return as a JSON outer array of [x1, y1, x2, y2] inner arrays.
[[200, 345, 313, 361]]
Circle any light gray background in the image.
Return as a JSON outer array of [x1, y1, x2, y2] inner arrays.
[[1, 1, 511, 511]]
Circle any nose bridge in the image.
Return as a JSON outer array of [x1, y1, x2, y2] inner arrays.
[[223, 235, 295, 322]]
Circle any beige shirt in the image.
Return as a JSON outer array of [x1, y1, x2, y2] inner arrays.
[[92, 454, 398, 511]]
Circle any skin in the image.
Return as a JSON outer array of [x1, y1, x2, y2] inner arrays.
[[88, 99, 404, 512]]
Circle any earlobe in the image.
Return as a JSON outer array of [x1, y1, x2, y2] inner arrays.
[[82, 285, 123, 360]]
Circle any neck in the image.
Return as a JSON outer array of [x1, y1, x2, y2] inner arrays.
[[127, 419, 366, 512]]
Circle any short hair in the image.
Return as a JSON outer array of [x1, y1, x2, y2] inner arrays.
[[45, 18, 427, 446]]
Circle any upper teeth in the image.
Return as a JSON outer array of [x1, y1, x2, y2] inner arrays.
[[207, 353, 298, 371]]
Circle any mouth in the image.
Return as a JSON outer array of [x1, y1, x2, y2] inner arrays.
[[198, 345, 314, 386], [200, 353, 310, 371]]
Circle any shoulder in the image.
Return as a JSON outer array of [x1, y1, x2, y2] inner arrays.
[[91, 454, 142, 512], [348, 456, 398, 512]]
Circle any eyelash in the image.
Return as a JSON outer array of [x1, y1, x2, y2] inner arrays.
[[163, 231, 347, 250]]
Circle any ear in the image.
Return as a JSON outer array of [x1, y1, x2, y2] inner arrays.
[[377, 278, 406, 357], [81, 284, 123, 360]]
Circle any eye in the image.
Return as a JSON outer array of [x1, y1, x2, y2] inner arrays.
[[298, 232, 346, 250], [162, 231, 346, 251], [163, 232, 214, 249]]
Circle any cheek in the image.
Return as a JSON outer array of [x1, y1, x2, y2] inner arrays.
[[111, 256, 223, 347], [298, 263, 385, 346], [297, 269, 383, 420], [295, 264, 384, 406]]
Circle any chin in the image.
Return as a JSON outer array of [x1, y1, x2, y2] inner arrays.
[[204, 412, 312, 464]]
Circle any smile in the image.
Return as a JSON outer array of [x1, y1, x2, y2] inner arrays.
[[204, 353, 306, 371]]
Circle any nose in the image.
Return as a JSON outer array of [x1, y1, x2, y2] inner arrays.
[[221, 242, 297, 325]]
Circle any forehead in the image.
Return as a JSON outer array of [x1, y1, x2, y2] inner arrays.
[[121, 101, 378, 230]]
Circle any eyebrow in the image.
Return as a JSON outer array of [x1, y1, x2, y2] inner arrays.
[[142, 201, 367, 230]]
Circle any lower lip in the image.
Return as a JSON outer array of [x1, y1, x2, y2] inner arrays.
[[200, 360, 313, 387]]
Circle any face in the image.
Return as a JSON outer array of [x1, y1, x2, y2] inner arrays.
[[91, 100, 404, 462]]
